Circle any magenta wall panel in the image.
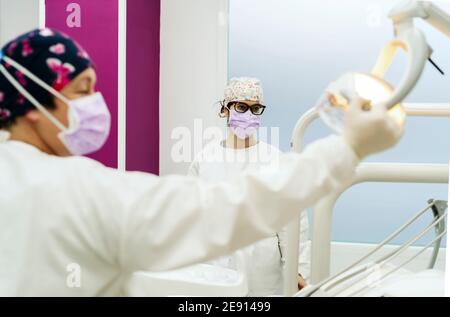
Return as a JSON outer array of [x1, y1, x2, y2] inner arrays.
[[45, 0, 119, 168], [126, 0, 160, 174]]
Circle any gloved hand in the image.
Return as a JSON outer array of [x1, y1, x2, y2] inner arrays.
[[342, 92, 405, 159]]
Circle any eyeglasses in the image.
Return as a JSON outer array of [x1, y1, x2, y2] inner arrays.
[[224, 102, 266, 116]]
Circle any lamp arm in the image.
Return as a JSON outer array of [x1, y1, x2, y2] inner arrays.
[[422, 1, 450, 37], [372, 0, 450, 110], [377, 28, 430, 110], [389, 1, 450, 38]]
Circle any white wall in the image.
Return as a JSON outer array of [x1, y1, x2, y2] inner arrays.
[[0, 0, 43, 47], [160, 0, 229, 175]]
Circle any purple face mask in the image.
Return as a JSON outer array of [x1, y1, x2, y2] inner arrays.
[[59, 92, 111, 156], [228, 109, 262, 140]]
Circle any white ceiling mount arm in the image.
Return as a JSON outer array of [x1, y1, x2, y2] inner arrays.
[[389, 0, 450, 37], [372, 1, 450, 110], [422, 1, 450, 37], [389, 0, 429, 26]]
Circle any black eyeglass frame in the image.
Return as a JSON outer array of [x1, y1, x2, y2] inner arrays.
[[221, 101, 266, 116]]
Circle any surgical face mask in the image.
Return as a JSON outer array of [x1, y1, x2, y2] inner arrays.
[[0, 54, 111, 156], [228, 109, 261, 140], [58, 92, 111, 155]]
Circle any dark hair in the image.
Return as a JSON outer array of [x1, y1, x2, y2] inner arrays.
[[0, 92, 56, 129], [217, 100, 229, 118]]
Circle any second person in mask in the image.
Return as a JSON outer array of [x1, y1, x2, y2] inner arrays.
[[188, 78, 310, 296]]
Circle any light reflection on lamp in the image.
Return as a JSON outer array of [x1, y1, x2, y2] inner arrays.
[[316, 72, 406, 133]]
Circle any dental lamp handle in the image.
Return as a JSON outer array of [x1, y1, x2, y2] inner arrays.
[[375, 28, 431, 110]]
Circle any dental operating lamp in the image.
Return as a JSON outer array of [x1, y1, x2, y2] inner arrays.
[[317, 0, 450, 133]]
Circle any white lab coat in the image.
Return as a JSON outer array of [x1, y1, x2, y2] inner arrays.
[[187, 140, 310, 296], [0, 136, 358, 296]]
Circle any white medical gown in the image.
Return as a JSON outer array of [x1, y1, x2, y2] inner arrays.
[[188, 140, 311, 296], [0, 136, 358, 296]]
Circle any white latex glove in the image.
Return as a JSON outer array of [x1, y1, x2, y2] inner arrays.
[[342, 92, 405, 159]]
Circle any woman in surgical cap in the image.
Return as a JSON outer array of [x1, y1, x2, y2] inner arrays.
[[0, 29, 404, 296], [188, 78, 309, 296]]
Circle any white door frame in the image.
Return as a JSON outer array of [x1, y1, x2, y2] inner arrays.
[[159, 0, 230, 176], [118, 0, 127, 171]]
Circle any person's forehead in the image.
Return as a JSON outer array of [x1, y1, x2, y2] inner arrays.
[[72, 68, 97, 84], [236, 100, 260, 104]]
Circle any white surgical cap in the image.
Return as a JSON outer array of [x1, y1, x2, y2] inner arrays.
[[223, 77, 264, 105]]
